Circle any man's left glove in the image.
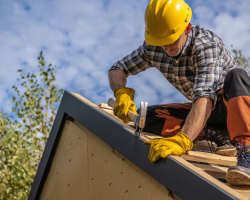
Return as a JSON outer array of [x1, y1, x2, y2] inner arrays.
[[144, 132, 193, 163]]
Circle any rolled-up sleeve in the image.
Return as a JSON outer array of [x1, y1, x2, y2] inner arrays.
[[192, 42, 222, 109], [109, 41, 153, 76]]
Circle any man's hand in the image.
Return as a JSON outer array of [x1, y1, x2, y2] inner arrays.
[[113, 87, 137, 124], [144, 132, 193, 163]]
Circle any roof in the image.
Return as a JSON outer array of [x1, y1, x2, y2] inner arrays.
[[28, 91, 247, 200]]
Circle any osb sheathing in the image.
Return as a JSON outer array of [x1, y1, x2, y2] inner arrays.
[[39, 120, 181, 200]]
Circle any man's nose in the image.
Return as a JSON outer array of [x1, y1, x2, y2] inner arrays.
[[162, 45, 172, 52]]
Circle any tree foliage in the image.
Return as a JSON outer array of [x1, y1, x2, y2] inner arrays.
[[231, 45, 250, 74], [0, 51, 63, 199]]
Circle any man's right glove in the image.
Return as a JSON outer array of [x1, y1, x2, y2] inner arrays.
[[113, 87, 137, 124], [144, 132, 193, 163]]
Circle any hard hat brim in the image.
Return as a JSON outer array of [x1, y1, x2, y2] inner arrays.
[[144, 19, 191, 46], [145, 29, 183, 46]]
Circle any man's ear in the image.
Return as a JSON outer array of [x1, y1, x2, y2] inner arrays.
[[185, 23, 192, 35]]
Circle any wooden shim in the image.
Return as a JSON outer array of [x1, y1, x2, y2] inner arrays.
[[100, 108, 114, 115], [98, 103, 113, 110], [193, 141, 216, 152], [181, 150, 237, 166], [192, 163, 228, 179], [141, 132, 163, 140]]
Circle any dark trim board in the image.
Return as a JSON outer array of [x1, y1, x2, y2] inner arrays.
[[28, 91, 240, 200]]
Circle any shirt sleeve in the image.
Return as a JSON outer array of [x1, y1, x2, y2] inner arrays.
[[192, 42, 222, 109], [109, 41, 153, 76]]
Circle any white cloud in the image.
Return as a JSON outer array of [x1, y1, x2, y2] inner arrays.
[[192, 0, 250, 55], [0, 0, 249, 117]]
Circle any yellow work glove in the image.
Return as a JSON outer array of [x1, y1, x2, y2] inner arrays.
[[113, 87, 137, 124], [144, 132, 193, 163]]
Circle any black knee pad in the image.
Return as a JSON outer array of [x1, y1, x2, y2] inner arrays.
[[224, 68, 250, 101]]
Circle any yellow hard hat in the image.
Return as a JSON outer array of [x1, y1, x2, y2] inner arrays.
[[145, 0, 192, 46]]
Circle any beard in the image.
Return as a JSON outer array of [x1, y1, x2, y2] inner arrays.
[[166, 48, 181, 57]]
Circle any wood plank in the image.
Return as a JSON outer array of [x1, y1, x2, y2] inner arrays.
[[192, 163, 228, 179], [171, 155, 246, 200], [181, 150, 237, 166], [191, 162, 250, 199], [225, 184, 250, 199], [194, 164, 250, 199]]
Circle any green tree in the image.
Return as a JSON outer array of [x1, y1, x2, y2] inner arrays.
[[0, 51, 63, 199], [0, 111, 32, 199], [231, 45, 250, 74]]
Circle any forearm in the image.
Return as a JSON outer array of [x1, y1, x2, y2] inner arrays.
[[181, 97, 212, 141], [108, 70, 127, 92]]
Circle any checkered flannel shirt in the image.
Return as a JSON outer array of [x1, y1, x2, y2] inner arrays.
[[110, 24, 238, 109]]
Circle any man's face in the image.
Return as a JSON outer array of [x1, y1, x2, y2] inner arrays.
[[161, 32, 187, 57]]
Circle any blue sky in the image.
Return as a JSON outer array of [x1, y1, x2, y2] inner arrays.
[[0, 0, 250, 114]]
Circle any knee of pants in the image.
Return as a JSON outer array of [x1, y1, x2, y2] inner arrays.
[[225, 68, 248, 83], [225, 68, 246, 79], [224, 68, 250, 100]]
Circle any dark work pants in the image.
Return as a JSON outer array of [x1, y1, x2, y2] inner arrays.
[[141, 68, 250, 145]]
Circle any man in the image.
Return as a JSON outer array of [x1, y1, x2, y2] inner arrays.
[[108, 0, 250, 186]]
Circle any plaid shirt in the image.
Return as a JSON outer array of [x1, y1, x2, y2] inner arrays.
[[110, 24, 238, 109]]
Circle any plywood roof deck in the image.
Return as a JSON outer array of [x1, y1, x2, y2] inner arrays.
[[39, 118, 182, 200], [28, 91, 250, 200]]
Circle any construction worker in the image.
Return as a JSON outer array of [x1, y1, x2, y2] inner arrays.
[[108, 0, 250, 186]]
